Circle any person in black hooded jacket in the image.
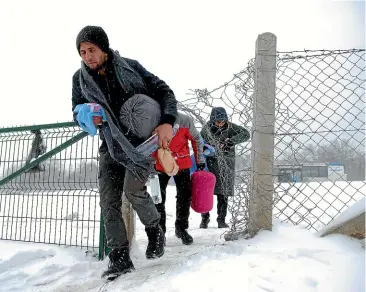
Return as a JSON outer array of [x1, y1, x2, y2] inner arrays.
[[199, 107, 250, 228], [72, 25, 178, 281]]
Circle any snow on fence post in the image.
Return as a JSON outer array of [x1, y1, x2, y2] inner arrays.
[[248, 32, 277, 237]]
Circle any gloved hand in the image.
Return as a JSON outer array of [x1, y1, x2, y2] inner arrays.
[[224, 138, 234, 149], [219, 138, 234, 151], [196, 163, 206, 171], [73, 103, 107, 136], [203, 144, 216, 157]]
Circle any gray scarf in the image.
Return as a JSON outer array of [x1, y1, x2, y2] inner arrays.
[[78, 49, 154, 182]]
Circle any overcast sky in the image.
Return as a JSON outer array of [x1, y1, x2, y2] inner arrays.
[[0, 0, 364, 127]]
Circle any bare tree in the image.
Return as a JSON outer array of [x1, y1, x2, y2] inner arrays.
[[293, 138, 365, 181]]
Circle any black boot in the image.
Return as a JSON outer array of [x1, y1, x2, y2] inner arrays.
[[217, 195, 229, 228], [175, 228, 193, 245], [217, 219, 229, 228], [145, 225, 165, 259], [199, 218, 210, 229], [102, 247, 135, 281], [200, 213, 210, 229]]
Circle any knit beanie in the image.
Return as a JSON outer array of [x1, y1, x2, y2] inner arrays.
[[76, 26, 109, 55]]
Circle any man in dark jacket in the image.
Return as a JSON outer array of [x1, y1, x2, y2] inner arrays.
[[72, 26, 178, 281], [200, 107, 250, 228]]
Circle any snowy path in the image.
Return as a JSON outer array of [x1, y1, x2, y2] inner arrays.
[[0, 186, 364, 292]]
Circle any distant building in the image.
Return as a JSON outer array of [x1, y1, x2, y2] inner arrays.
[[274, 162, 347, 183]]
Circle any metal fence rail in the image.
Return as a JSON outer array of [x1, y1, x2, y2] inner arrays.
[[0, 123, 101, 253]]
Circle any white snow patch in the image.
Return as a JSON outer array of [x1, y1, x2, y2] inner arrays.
[[0, 186, 364, 292]]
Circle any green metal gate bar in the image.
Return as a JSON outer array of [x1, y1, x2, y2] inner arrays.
[[0, 132, 87, 187], [0, 122, 105, 259]]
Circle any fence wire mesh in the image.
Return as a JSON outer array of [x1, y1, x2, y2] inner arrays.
[[179, 48, 365, 238], [0, 125, 101, 251], [274, 49, 365, 231], [178, 60, 254, 236]]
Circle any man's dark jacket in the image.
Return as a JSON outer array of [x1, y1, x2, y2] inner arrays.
[[72, 50, 178, 152]]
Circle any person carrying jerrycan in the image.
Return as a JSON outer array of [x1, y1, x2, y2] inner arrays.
[[153, 112, 205, 246]]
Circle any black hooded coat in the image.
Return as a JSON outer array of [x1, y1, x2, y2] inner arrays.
[[200, 107, 250, 196]]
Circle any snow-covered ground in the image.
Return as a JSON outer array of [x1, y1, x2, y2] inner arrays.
[[0, 185, 364, 292]]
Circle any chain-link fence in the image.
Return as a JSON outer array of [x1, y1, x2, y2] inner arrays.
[[178, 61, 254, 237], [274, 48, 365, 231], [0, 123, 101, 253], [179, 34, 277, 238], [179, 41, 365, 238]]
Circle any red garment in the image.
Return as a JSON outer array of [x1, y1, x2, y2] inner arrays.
[[153, 114, 204, 172]]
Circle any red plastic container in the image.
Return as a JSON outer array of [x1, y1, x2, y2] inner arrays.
[[191, 170, 216, 213]]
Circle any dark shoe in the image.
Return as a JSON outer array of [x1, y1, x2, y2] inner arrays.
[[101, 247, 135, 281], [217, 221, 229, 228], [175, 228, 193, 245], [199, 218, 210, 229], [145, 225, 165, 259]]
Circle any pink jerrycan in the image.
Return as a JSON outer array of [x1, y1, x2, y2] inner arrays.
[[191, 170, 216, 213]]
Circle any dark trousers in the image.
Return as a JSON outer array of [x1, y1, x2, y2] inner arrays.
[[98, 152, 160, 249], [155, 169, 192, 233], [201, 195, 228, 223]]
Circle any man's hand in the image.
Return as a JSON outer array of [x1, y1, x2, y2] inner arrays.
[[153, 123, 173, 149], [219, 138, 234, 152], [73, 103, 106, 136]]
